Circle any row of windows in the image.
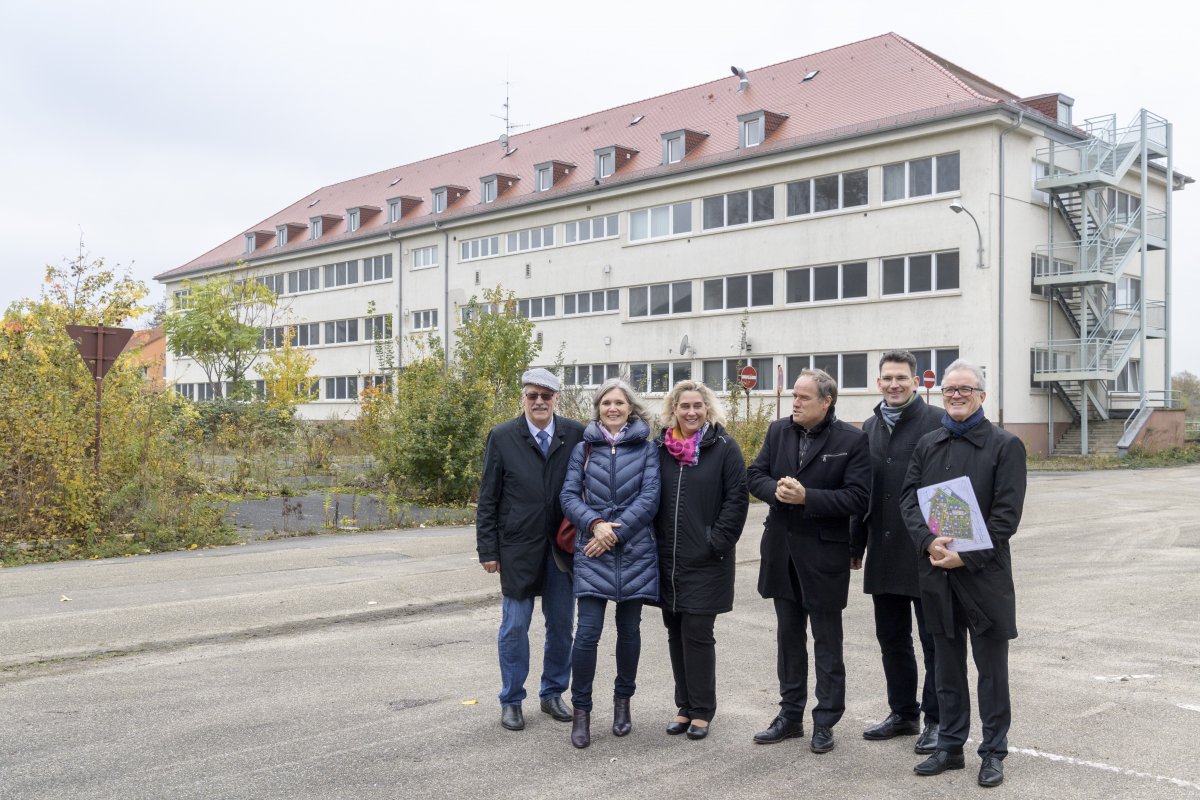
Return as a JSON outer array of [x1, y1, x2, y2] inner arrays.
[[267, 256, 393, 296], [257, 315, 393, 349], [174, 377, 388, 402]]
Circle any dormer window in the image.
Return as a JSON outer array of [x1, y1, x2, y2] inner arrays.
[[1057, 95, 1075, 126], [737, 110, 788, 149], [245, 233, 257, 255], [244, 229, 273, 254], [275, 222, 307, 248], [310, 217, 324, 239], [536, 165, 552, 191], [430, 186, 467, 214], [660, 129, 709, 165], [387, 196, 423, 222], [433, 189, 447, 214], [593, 146, 638, 182], [347, 209, 361, 232], [388, 198, 401, 222], [481, 178, 497, 204], [480, 173, 518, 204], [533, 160, 573, 192]]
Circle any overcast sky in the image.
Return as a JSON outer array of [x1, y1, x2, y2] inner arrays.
[[2, 0, 1195, 371]]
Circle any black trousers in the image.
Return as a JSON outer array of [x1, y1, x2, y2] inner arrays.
[[773, 595, 845, 728], [933, 595, 1010, 758], [661, 609, 718, 722], [872, 592, 939, 723]]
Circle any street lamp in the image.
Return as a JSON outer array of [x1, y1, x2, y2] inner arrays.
[[949, 200, 986, 269]]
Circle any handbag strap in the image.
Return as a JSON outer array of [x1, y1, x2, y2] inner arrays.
[[581, 443, 591, 503]]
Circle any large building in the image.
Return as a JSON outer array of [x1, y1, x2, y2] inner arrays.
[[155, 32, 1186, 456]]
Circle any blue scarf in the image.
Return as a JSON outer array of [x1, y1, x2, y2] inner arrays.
[[941, 407, 985, 437], [880, 394, 917, 431]]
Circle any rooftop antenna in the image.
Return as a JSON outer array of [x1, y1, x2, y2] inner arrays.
[[491, 81, 528, 156], [731, 65, 749, 93]]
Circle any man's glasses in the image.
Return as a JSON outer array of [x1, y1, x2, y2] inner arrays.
[[942, 386, 981, 397], [524, 390, 556, 402]]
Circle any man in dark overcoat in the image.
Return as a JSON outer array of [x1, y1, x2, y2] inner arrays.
[[901, 359, 1026, 788], [747, 368, 870, 755], [476, 368, 585, 732], [850, 351, 944, 753]]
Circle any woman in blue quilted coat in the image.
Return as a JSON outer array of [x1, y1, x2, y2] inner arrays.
[[560, 377, 661, 749]]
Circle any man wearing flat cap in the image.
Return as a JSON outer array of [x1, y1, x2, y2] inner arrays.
[[477, 368, 586, 732]]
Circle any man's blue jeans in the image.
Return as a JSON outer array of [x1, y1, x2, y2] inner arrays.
[[497, 548, 574, 706]]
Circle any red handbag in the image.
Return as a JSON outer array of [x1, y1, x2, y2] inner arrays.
[[555, 444, 591, 553]]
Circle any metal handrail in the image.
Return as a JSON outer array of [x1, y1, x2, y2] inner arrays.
[[1036, 110, 1168, 180]]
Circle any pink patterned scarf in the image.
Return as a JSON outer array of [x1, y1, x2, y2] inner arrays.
[[664, 425, 703, 466]]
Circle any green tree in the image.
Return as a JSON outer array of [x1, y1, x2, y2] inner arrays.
[[258, 325, 318, 411], [455, 286, 541, 422], [1174, 370, 1200, 416], [163, 269, 278, 399]]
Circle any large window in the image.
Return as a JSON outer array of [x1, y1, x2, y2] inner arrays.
[[256, 273, 286, 295], [630, 361, 692, 394], [703, 273, 773, 311], [786, 170, 868, 216], [364, 314, 392, 340], [786, 262, 868, 303], [702, 358, 774, 392], [1109, 359, 1140, 393], [363, 255, 392, 282], [881, 251, 959, 296], [702, 187, 774, 230], [286, 267, 320, 294], [1116, 275, 1142, 309], [785, 353, 869, 390], [460, 235, 500, 261], [324, 318, 359, 344], [412, 245, 438, 270], [173, 289, 191, 310], [629, 202, 692, 241], [294, 322, 320, 347], [323, 260, 359, 288], [324, 376, 359, 401], [506, 225, 555, 254], [261, 326, 285, 349], [883, 152, 960, 202], [910, 348, 960, 386], [412, 309, 437, 331], [518, 295, 557, 319], [564, 289, 619, 316], [629, 282, 692, 318], [563, 363, 621, 387], [564, 215, 619, 244]]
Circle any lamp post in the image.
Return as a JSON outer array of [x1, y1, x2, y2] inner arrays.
[[949, 200, 985, 269]]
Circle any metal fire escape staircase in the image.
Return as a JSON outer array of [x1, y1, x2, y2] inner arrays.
[[1031, 111, 1170, 454]]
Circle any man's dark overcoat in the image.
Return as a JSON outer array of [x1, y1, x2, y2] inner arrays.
[[748, 413, 870, 612], [476, 413, 586, 599], [899, 419, 1027, 640], [850, 396, 945, 597]]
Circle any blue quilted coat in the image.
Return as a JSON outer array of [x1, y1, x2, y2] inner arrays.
[[560, 418, 661, 602]]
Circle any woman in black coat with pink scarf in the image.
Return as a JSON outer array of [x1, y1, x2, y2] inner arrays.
[[653, 380, 749, 740]]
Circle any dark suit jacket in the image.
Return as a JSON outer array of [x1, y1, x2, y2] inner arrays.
[[748, 413, 870, 611], [475, 413, 586, 599]]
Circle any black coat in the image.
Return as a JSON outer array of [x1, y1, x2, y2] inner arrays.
[[900, 419, 1027, 640], [748, 413, 870, 611], [850, 396, 945, 597], [653, 423, 749, 616], [476, 414, 586, 599]]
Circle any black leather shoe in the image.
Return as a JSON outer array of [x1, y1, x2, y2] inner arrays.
[[612, 696, 631, 737], [666, 714, 690, 735], [810, 725, 835, 754], [540, 695, 572, 722], [914, 750, 965, 776], [753, 716, 804, 744], [978, 755, 1004, 787], [914, 721, 939, 754], [686, 722, 709, 740], [570, 708, 591, 749], [500, 704, 525, 731], [862, 712, 920, 740]]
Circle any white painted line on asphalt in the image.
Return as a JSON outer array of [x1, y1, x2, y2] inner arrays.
[[1092, 674, 1160, 682], [1178, 703, 1200, 713], [1011, 747, 1200, 792]]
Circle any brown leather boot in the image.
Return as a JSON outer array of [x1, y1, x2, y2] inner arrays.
[[571, 708, 591, 748], [612, 696, 631, 737]]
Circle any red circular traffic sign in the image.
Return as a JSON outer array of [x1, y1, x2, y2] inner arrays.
[[739, 365, 758, 390], [922, 369, 936, 389]]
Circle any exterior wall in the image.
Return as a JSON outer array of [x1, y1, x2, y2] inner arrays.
[[1133, 408, 1185, 452]]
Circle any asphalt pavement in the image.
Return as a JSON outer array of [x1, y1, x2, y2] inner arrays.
[[2, 466, 1199, 799]]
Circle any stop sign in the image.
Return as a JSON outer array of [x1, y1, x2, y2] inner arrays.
[[923, 369, 936, 389], [739, 365, 758, 390]]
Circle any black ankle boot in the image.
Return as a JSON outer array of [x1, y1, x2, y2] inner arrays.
[[571, 708, 591, 748], [612, 696, 631, 737]]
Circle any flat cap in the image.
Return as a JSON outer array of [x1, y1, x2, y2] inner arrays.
[[521, 367, 561, 393]]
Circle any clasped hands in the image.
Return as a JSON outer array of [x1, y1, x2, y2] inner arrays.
[[927, 536, 964, 570], [585, 521, 621, 558], [775, 476, 807, 505]]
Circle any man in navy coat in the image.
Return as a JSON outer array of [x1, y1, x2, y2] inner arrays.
[[747, 368, 870, 755], [476, 368, 585, 732]]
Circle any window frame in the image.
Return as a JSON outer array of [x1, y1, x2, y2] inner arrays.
[[880, 251, 960, 297], [628, 202, 692, 242], [628, 281, 692, 318], [882, 152, 960, 203]]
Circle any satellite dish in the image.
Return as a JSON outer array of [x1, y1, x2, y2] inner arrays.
[[498, 133, 509, 147], [679, 334, 693, 356]]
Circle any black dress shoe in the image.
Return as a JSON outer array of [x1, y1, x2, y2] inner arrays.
[[862, 712, 920, 740], [810, 725, 835, 754], [686, 722, 709, 740], [978, 755, 1004, 787], [914, 750, 965, 776], [914, 721, 939, 754], [500, 704, 525, 731], [540, 695, 572, 722], [666, 716, 690, 735], [753, 716, 804, 744], [570, 708, 591, 749]]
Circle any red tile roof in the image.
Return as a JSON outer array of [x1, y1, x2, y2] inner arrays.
[[156, 33, 1041, 281]]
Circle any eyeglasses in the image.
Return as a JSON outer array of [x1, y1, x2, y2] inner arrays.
[[524, 390, 556, 402], [942, 385, 981, 397]]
